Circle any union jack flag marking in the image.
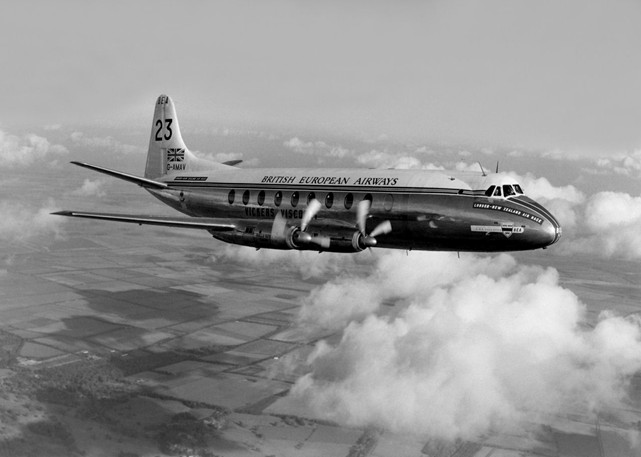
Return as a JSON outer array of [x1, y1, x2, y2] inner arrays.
[[167, 148, 185, 162]]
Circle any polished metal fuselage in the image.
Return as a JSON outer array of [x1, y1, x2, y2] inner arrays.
[[148, 174, 561, 252]]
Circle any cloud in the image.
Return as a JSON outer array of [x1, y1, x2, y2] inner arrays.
[[283, 137, 315, 154], [283, 137, 352, 159], [297, 251, 513, 330], [595, 150, 641, 178], [70, 131, 143, 155], [0, 130, 68, 168], [561, 192, 641, 259], [453, 161, 482, 172], [0, 199, 65, 242], [210, 244, 369, 280], [289, 251, 641, 440], [356, 150, 444, 170], [413, 146, 436, 154], [69, 178, 107, 198], [540, 149, 582, 161]]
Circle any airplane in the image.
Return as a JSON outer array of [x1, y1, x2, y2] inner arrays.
[[53, 94, 562, 253]]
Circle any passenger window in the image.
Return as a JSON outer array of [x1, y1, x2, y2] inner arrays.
[[307, 192, 316, 205], [485, 186, 495, 197], [325, 193, 334, 209], [384, 194, 393, 211], [242, 190, 250, 205], [493, 187, 502, 197], [228, 189, 235, 205], [291, 191, 299, 207], [363, 193, 373, 204], [274, 191, 282, 207], [257, 190, 265, 206], [344, 193, 354, 210], [503, 185, 515, 197]]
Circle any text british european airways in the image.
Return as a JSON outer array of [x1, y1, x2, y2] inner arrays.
[[261, 176, 399, 186]]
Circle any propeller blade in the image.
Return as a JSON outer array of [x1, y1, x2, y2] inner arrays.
[[301, 199, 322, 232], [270, 212, 288, 241], [370, 220, 392, 238], [357, 199, 370, 236]]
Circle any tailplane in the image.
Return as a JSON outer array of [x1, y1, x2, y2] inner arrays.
[[145, 95, 231, 179]]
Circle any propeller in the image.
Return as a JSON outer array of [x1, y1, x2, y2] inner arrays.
[[356, 199, 392, 248], [300, 199, 330, 248], [270, 211, 288, 242], [301, 199, 322, 232], [271, 199, 330, 249]]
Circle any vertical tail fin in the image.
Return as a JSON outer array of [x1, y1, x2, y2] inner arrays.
[[145, 94, 234, 179], [145, 95, 187, 179]]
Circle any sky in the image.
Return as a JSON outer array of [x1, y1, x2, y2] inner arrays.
[[2, 0, 641, 156]]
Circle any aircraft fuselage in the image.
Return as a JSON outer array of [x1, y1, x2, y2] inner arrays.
[[147, 167, 561, 253]]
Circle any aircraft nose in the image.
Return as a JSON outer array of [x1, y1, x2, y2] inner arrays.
[[515, 196, 561, 248], [533, 202, 561, 247], [544, 217, 562, 246]]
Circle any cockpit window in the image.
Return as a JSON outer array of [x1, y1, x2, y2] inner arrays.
[[493, 187, 502, 197], [514, 184, 524, 194], [503, 185, 515, 197], [485, 185, 495, 197]]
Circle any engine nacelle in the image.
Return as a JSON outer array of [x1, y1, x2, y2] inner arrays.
[[212, 226, 370, 253]]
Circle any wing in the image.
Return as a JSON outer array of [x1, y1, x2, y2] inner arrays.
[[52, 211, 235, 231]]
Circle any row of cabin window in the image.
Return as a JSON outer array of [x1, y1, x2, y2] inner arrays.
[[228, 189, 370, 210]]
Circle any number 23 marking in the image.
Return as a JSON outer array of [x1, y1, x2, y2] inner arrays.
[[155, 119, 173, 141]]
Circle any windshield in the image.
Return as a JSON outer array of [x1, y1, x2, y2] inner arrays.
[[503, 185, 515, 197], [485, 183, 524, 198]]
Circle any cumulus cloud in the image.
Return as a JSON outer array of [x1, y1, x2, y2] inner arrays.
[[453, 161, 483, 172], [70, 131, 143, 155], [413, 146, 436, 154], [0, 130, 68, 168], [541, 148, 582, 161], [356, 150, 444, 170], [298, 251, 510, 330], [561, 192, 641, 259], [69, 178, 107, 198], [0, 199, 65, 241], [289, 251, 641, 440], [283, 137, 352, 159], [210, 244, 369, 280], [595, 150, 641, 178]]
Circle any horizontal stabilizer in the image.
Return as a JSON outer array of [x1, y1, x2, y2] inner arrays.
[[222, 159, 243, 167], [71, 161, 167, 189], [52, 211, 235, 231]]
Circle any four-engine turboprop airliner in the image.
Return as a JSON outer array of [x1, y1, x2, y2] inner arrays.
[[54, 94, 561, 253]]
